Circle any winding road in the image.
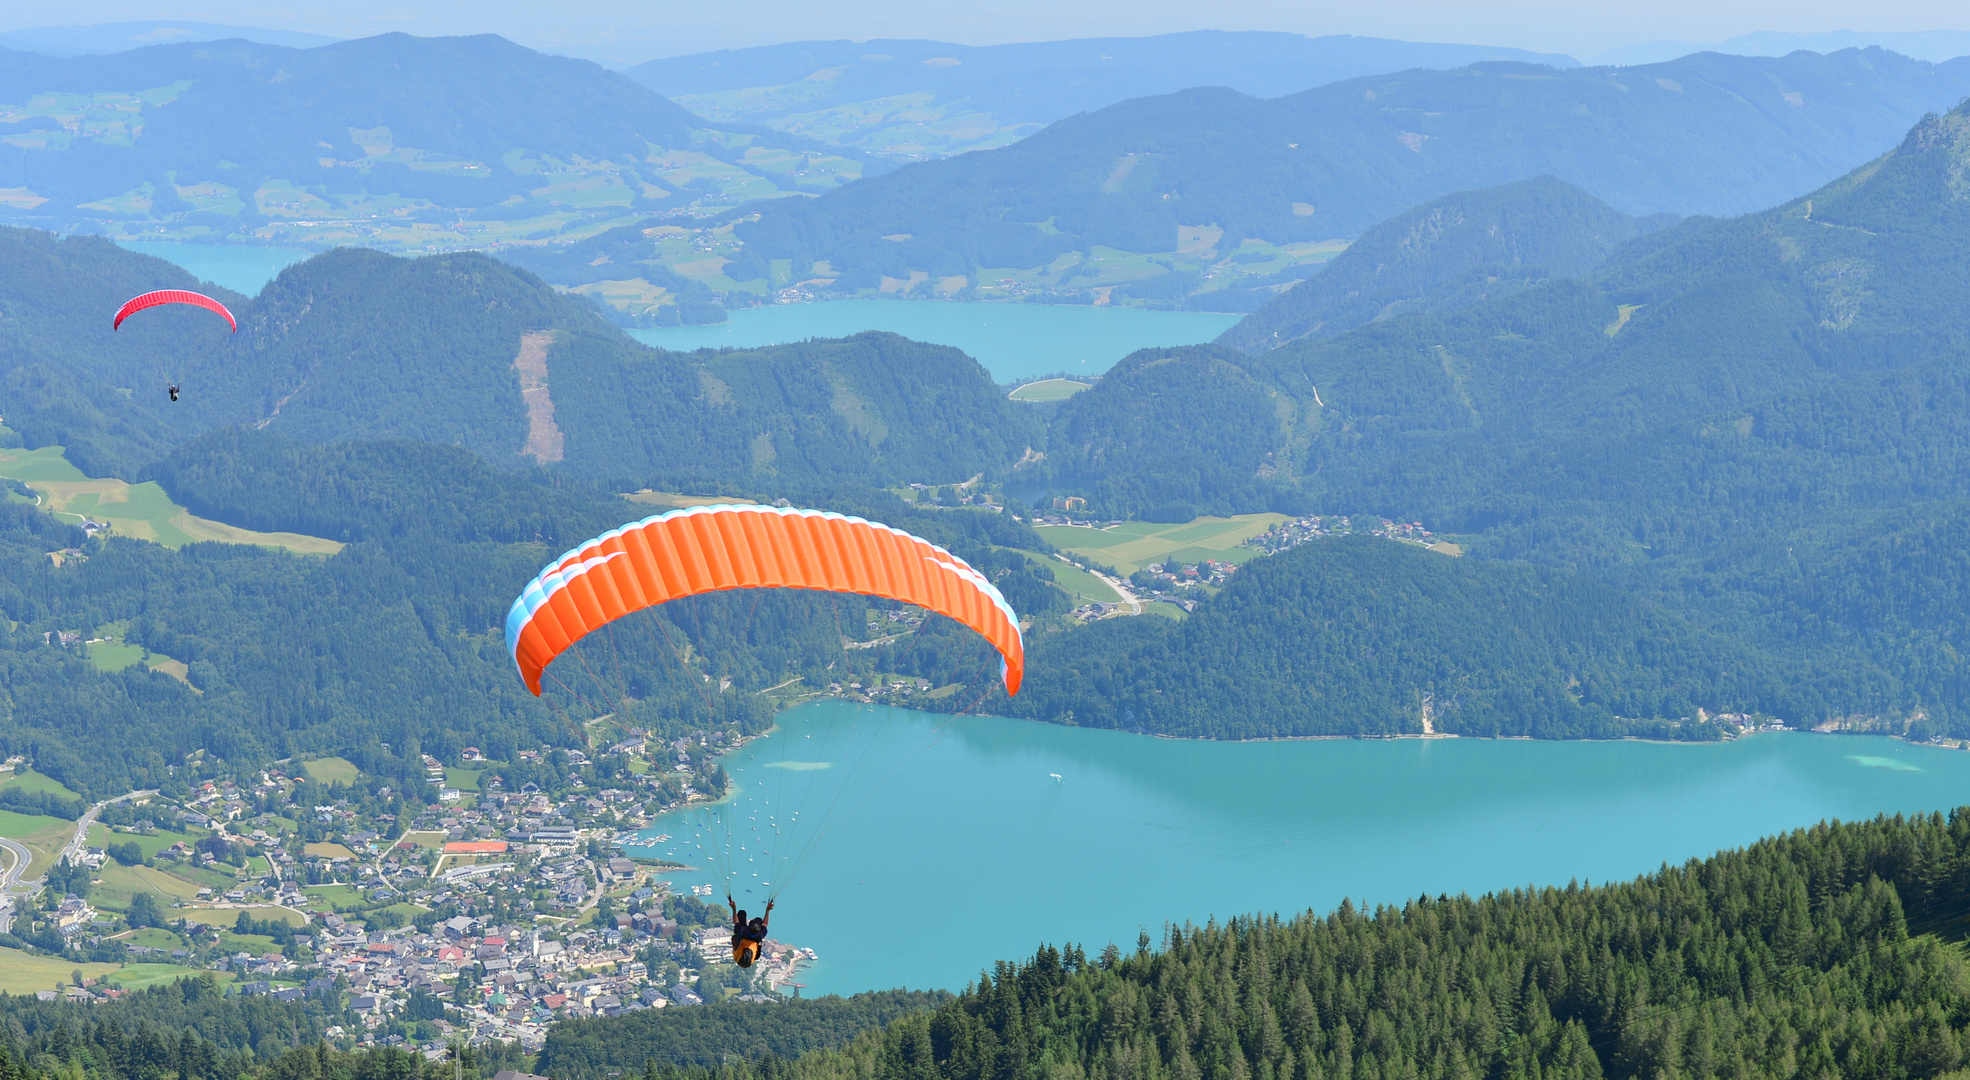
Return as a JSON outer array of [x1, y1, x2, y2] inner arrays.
[[64, 790, 158, 864], [0, 835, 36, 933]]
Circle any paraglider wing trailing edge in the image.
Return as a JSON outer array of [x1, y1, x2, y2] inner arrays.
[[503, 503, 1026, 696], [113, 290, 237, 332]]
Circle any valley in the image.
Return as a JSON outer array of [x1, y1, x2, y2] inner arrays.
[[9, 16, 1970, 1080]]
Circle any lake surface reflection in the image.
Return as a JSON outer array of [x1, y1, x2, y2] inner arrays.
[[115, 241, 312, 295], [631, 701, 1970, 995], [628, 300, 1242, 382]]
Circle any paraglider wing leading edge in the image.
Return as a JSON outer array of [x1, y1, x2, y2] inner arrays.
[[504, 504, 1026, 696], [112, 289, 238, 332]]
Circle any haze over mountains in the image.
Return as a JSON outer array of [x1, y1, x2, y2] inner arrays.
[[0, 34, 874, 251], [630, 32, 1579, 156], [728, 49, 1970, 307], [1218, 177, 1677, 350]]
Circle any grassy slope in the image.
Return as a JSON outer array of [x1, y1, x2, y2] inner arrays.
[[300, 757, 359, 785], [0, 947, 119, 993], [0, 446, 342, 554], [1037, 514, 1286, 576], [0, 811, 76, 878]]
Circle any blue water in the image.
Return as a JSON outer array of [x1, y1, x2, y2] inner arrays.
[[627, 300, 1244, 382], [630, 703, 1970, 995], [115, 241, 313, 296]]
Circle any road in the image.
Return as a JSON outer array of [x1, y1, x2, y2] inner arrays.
[[1059, 555, 1143, 615], [0, 835, 36, 933], [63, 790, 158, 864]]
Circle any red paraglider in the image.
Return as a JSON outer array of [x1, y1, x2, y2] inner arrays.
[[112, 290, 236, 333]]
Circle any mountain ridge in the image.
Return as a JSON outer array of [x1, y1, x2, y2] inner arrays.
[[720, 48, 1970, 306]]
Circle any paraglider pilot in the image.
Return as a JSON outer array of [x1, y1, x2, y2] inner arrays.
[[728, 895, 773, 967], [168, 383, 180, 402]]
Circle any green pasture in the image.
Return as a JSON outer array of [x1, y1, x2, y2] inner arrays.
[[301, 757, 359, 785], [0, 811, 76, 878], [304, 884, 365, 908], [172, 863, 243, 891], [0, 767, 80, 799], [1038, 556, 1123, 605], [109, 964, 229, 991], [1008, 379, 1092, 402], [92, 862, 201, 912], [0, 948, 119, 994], [121, 927, 186, 949], [0, 445, 342, 554], [179, 904, 305, 928], [1036, 513, 1288, 577]]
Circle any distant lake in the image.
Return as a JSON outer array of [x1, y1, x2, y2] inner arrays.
[[627, 300, 1244, 382], [115, 241, 313, 296], [632, 703, 1970, 996]]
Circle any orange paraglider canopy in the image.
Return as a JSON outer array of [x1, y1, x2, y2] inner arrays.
[[505, 504, 1024, 696], [113, 289, 237, 332]]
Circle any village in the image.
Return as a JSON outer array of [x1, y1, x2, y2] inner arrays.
[[0, 729, 816, 1054]]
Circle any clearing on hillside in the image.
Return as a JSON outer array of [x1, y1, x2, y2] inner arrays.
[[624, 490, 758, 509], [0, 446, 343, 554], [0, 767, 79, 800], [300, 757, 359, 785], [1009, 379, 1093, 402], [1036, 513, 1288, 577]]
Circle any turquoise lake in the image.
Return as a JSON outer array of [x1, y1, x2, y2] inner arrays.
[[115, 245, 1240, 381], [628, 702, 1970, 996], [115, 241, 313, 296], [627, 300, 1243, 382]]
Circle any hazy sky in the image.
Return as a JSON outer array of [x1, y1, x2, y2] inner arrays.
[[7, 0, 1970, 63]]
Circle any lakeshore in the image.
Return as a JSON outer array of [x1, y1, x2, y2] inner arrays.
[[635, 701, 1970, 996]]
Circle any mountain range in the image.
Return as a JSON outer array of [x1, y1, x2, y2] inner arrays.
[[630, 31, 1578, 157], [1217, 176, 1676, 350], [721, 48, 1970, 307], [0, 33, 875, 254], [0, 230, 1038, 494], [12, 52, 1970, 777]]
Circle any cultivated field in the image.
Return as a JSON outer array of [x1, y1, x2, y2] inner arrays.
[[1036, 513, 1289, 577]]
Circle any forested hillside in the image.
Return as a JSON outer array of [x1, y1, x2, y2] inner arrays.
[[727, 49, 1970, 298], [0, 232, 1039, 490], [1010, 97, 1970, 738], [0, 33, 871, 251], [11, 813, 1970, 1079], [1218, 176, 1674, 351], [632, 32, 1574, 158], [0, 423, 1071, 795], [1005, 535, 1791, 739], [498, 810, 1970, 1080], [538, 990, 948, 1074], [548, 331, 1041, 490]]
